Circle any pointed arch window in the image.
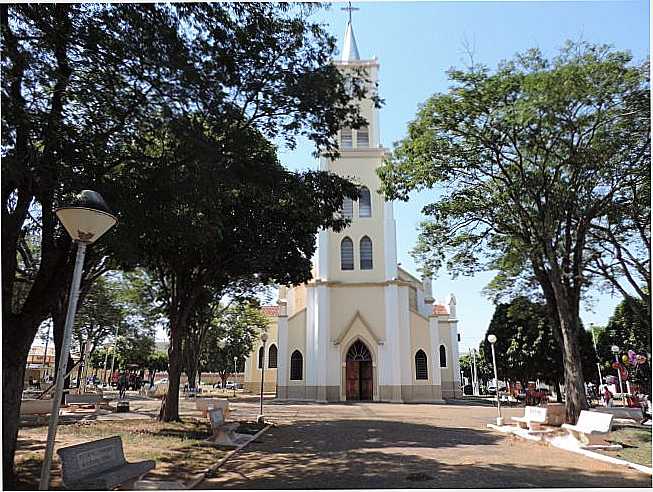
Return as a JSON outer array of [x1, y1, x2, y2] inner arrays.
[[341, 237, 354, 270], [415, 350, 428, 380], [268, 344, 278, 369], [359, 187, 371, 217], [258, 346, 265, 369], [290, 350, 303, 380], [439, 345, 447, 368], [341, 197, 353, 219], [360, 236, 373, 270]]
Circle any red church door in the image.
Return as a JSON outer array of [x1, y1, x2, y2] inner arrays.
[[345, 340, 373, 401]]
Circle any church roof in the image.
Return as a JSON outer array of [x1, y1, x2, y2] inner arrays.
[[432, 304, 449, 316], [261, 305, 279, 317], [341, 20, 360, 62]]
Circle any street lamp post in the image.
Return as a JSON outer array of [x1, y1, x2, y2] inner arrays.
[[487, 334, 502, 426], [590, 323, 603, 390], [39, 191, 117, 490], [258, 332, 268, 423], [611, 345, 625, 405], [217, 339, 226, 391], [233, 356, 238, 398]]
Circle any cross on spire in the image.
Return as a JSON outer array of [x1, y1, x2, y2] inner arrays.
[[341, 2, 359, 24]]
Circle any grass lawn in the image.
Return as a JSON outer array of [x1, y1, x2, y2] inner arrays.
[[600, 425, 652, 467], [15, 418, 256, 489]]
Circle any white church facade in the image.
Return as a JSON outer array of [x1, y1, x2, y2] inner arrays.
[[243, 16, 462, 403]]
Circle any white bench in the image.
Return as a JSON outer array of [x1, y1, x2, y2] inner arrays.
[[562, 410, 613, 446], [57, 436, 155, 490], [512, 404, 565, 431], [195, 398, 229, 418], [207, 407, 251, 448]]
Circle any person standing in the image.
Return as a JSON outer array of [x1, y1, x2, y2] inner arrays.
[[603, 386, 614, 408]]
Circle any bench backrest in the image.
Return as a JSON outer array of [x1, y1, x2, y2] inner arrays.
[[208, 407, 226, 430], [57, 436, 126, 483], [20, 399, 53, 415], [575, 410, 613, 433], [66, 394, 100, 404], [524, 406, 547, 422], [196, 399, 228, 412]]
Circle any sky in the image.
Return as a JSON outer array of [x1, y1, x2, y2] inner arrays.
[[276, 0, 651, 353]]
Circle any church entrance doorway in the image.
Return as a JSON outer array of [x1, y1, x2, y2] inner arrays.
[[345, 340, 373, 401]]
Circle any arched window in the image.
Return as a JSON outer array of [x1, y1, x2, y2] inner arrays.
[[258, 346, 264, 369], [415, 350, 428, 380], [360, 236, 373, 270], [341, 237, 354, 270], [341, 197, 353, 219], [341, 128, 353, 149], [268, 344, 278, 369], [439, 345, 447, 368], [359, 187, 371, 217], [357, 126, 369, 148], [290, 350, 303, 380]]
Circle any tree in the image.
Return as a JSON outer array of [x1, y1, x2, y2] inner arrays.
[[2, 2, 371, 478], [72, 277, 124, 360], [200, 303, 269, 388], [594, 297, 651, 393], [482, 297, 597, 401], [146, 351, 169, 386], [378, 42, 649, 422]]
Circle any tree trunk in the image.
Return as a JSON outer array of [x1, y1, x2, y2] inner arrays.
[[558, 309, 589, 423], [186, 369, 197, 390], [2, 318, 33, 489], [554, 378, 563, 403], [162, 322, 183, 421]]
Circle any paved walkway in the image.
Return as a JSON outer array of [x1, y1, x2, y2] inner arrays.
[[200, 401, 652, 489]]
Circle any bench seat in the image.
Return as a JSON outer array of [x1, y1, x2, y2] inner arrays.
[[66, 460, 156, 490], [561, 410, 613, 446]]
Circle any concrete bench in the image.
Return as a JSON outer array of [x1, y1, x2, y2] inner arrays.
[[20, 399, 53, 416], [195, 398, 229, 418], [65, 393, 103, 414], [512, 404, 565, 431], [57, 436, 155, 490], [562, 410, 613, 446], [20, 399, 53, 424], [207, 407, 250, 448]]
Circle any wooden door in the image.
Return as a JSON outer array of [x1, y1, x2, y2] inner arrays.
[[346, 361, 360, 400], [360, 361, 373, 400]]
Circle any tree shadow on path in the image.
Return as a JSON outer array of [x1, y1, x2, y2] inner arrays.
[[199, 418, 652, 489]]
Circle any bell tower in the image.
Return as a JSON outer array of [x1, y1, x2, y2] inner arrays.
[[315, 6, 396, 284]]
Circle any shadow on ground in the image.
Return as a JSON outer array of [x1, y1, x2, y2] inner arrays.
[[199, 419, 652, 489]]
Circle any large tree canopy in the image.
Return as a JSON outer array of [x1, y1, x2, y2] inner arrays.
[[379, 42, 650, 421], [2, 2, 373, 483]]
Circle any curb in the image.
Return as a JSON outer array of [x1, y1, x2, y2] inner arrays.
[[187, 423, 274, 489]]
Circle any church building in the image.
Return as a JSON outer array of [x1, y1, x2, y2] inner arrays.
[[243, 13, 462, 403]]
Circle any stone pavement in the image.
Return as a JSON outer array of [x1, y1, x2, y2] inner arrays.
[[199, 400, 652, 489]]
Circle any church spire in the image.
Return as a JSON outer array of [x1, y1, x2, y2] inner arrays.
[[341, 2, 360, 62]]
